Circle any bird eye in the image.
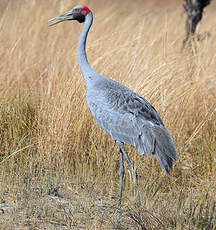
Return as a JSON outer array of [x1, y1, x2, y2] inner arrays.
[[81, 10, 86, 15]]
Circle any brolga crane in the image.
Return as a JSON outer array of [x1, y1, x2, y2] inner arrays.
[[49, 5, 177, 210], [183, 0, 211, 48]]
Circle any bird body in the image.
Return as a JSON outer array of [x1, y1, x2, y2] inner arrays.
[[49, 5, 177, 214], [87, 76, 176, 172]]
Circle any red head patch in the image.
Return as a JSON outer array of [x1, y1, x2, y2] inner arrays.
[[81, 6, 91, 16]]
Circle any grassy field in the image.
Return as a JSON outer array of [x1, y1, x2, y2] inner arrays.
[[0, 0, 216, 229]]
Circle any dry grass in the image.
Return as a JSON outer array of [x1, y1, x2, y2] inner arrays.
[[0, 0, 216, 229]]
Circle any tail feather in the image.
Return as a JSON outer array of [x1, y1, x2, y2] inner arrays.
[[154, 149, 174, 173], [135, 124, 177, 173]]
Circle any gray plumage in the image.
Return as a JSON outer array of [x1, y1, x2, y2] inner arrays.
[[49, 5, 177, 213], [87, 77, 176, 173]]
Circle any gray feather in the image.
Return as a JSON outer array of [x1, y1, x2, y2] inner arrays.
[[87, 76, 177, 173]]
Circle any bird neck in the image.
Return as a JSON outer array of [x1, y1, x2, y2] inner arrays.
[[78, 12, 96, 86]]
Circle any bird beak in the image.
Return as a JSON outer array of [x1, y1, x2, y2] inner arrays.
[[48, 10, 75, 26]]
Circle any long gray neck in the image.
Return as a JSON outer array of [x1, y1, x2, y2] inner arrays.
[[77, 12, 97, 86]]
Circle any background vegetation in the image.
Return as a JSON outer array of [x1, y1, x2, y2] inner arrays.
[[0, 0, 215, 229]]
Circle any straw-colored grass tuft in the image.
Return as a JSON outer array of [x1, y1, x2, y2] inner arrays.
[[0, 0, 215, 229]]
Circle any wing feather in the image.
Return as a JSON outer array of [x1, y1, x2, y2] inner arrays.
[[87, 78, 177, 173]]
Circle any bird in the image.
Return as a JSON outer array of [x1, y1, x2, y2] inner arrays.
[[183, 0, 211, 48], [49, 5, 177, 210]]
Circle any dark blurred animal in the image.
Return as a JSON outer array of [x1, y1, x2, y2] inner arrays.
[[183, 0, 211, 48]]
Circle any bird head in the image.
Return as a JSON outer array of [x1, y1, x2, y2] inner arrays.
[[49, 5, 91, 26]]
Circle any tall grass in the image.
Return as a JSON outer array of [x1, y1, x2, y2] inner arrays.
[[0, 0, 215, 229]]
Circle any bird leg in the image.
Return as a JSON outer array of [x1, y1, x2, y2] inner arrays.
[[122, 148, 141, 207], [116, 141, 141, 208], [115, 148, 125, 229], [118, 148, 124, 208]]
